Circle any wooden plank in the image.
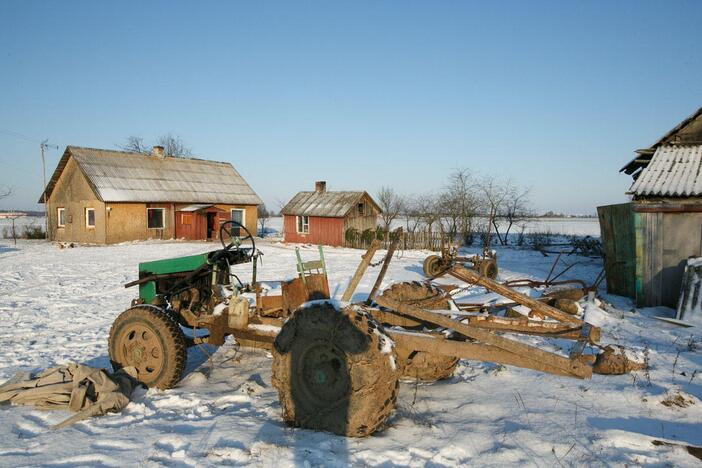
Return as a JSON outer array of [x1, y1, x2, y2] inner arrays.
[[374, 295, 592, 378], [365, 227, 403, 305], [341, 239, 381, 301], [388, 331, 588, 379], [447, 266, 583, 325]]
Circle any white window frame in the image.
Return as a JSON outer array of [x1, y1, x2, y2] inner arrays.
[[147, 208, 166, 229], [296, 215, 309, 234], [230, 208, 246, 226], [85, 208, 95, 228], [57, 207, 66, 227]]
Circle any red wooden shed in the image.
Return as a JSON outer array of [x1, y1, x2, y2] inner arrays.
[[281, 181, 381, 247]]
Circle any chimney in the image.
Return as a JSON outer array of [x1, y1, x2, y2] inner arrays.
[[315, 181, 327, 193], [151, 145, 165, 158]]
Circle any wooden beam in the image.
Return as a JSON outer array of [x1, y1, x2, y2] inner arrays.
[[341, 239, 381, 302], [448, 266, 583, 325], [389, 331, 588, 379], [374, 295, 592, 378], [365, 227, 403, 305], [369, 307, 593, 340]]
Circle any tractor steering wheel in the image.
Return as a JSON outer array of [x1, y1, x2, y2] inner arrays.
[[219, 220, 256, 259]]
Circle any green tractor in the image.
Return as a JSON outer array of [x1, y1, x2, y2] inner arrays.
[[108, 221, 400, 436]]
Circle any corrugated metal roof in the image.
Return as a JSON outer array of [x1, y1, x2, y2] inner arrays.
[[40, 146, 262, 205], [281, 190, 381, 217], [628, 145, 702, 197], [621, 106, 702, 176]]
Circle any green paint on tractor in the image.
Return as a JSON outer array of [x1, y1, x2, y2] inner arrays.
[[137, 251, 214, 303]]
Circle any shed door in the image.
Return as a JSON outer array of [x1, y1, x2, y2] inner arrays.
[[597, 203, 635, 298]]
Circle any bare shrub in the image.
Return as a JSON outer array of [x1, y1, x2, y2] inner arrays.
[[377, 186, 403, 230]]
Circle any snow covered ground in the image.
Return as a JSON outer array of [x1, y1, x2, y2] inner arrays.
[[0, 239, 700, 466]]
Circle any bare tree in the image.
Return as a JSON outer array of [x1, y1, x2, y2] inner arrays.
[[499, 183, 532, 241], [415, 193, 441, 233], [118, 134, 192, 157], [257, 204, 270, 237], [441, 168, 478, 242], [156, 134, 192, 158], [119, 136, 149, 153], [400, 195, 422, 234], [477, 176, 509, 246], [377, 186, 403, 230]]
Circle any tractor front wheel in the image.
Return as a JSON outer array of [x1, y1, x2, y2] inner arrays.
[[108, 305, 187, 390], [272, 302, 399, 437]]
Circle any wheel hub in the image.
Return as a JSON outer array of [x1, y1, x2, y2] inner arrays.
[[298, 342, 349, 404], [117, 324, 164, 380]]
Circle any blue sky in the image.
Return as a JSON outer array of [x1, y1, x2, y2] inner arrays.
[[1, 1, 700, 214]]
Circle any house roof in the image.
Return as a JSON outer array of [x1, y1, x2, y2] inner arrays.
[[39, 146, 263, 205], [628, 145, 702, 197], [281, 190, 381, 217], [621, 106, 702, 176]]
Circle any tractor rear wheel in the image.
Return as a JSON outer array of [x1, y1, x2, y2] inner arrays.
[[108, 305, 187, 390], [271, 302, 399, 437], [378, 282, 459, 381]]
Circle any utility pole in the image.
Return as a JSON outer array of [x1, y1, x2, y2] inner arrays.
[[40, 140, 58, 239]]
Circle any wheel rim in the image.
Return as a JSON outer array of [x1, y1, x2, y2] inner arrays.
[[115, 323, 165, 384], [483, 261, 498, 279], [296, 341, 350, 405], [424, 256, 445, 277]]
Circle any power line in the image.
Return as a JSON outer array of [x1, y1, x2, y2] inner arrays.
[[0, 127, 46, 144]]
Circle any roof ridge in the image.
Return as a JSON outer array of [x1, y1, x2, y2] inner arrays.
[[67, 145, 232, 166]]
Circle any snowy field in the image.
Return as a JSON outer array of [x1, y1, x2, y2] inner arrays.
[[264, 216, 602, 238], [0, 216, 45, 237], [0, 239, 701, 466]]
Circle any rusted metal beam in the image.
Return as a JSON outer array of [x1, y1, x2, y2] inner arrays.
[[447, 266, 583, 325], [374, 295, 592, 378]]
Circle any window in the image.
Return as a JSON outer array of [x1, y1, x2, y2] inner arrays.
[[147, 208, 165, 229], [181, 213, 192, 225], [230, 209, 245, 225], [85, 208, 95, 228], [357, 203, 365, 216], [296, 215, 309, 233], [57, 208, 66, 227]]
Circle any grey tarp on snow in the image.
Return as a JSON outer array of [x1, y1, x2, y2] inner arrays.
[[0, 363, 139, 429]]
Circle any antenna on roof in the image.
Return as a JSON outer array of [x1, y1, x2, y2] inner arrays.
[[40, 139, 59, 237]]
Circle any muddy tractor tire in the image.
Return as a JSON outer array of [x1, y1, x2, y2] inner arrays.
[[271, 302, 399, 437], [378, 282, 459, 381], [422, 255, 448, 278], [108, 305, 187, 390], [478, 258, 499, 280]]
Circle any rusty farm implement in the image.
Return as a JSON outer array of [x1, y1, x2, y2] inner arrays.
[[108, 222, 638, 437]]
